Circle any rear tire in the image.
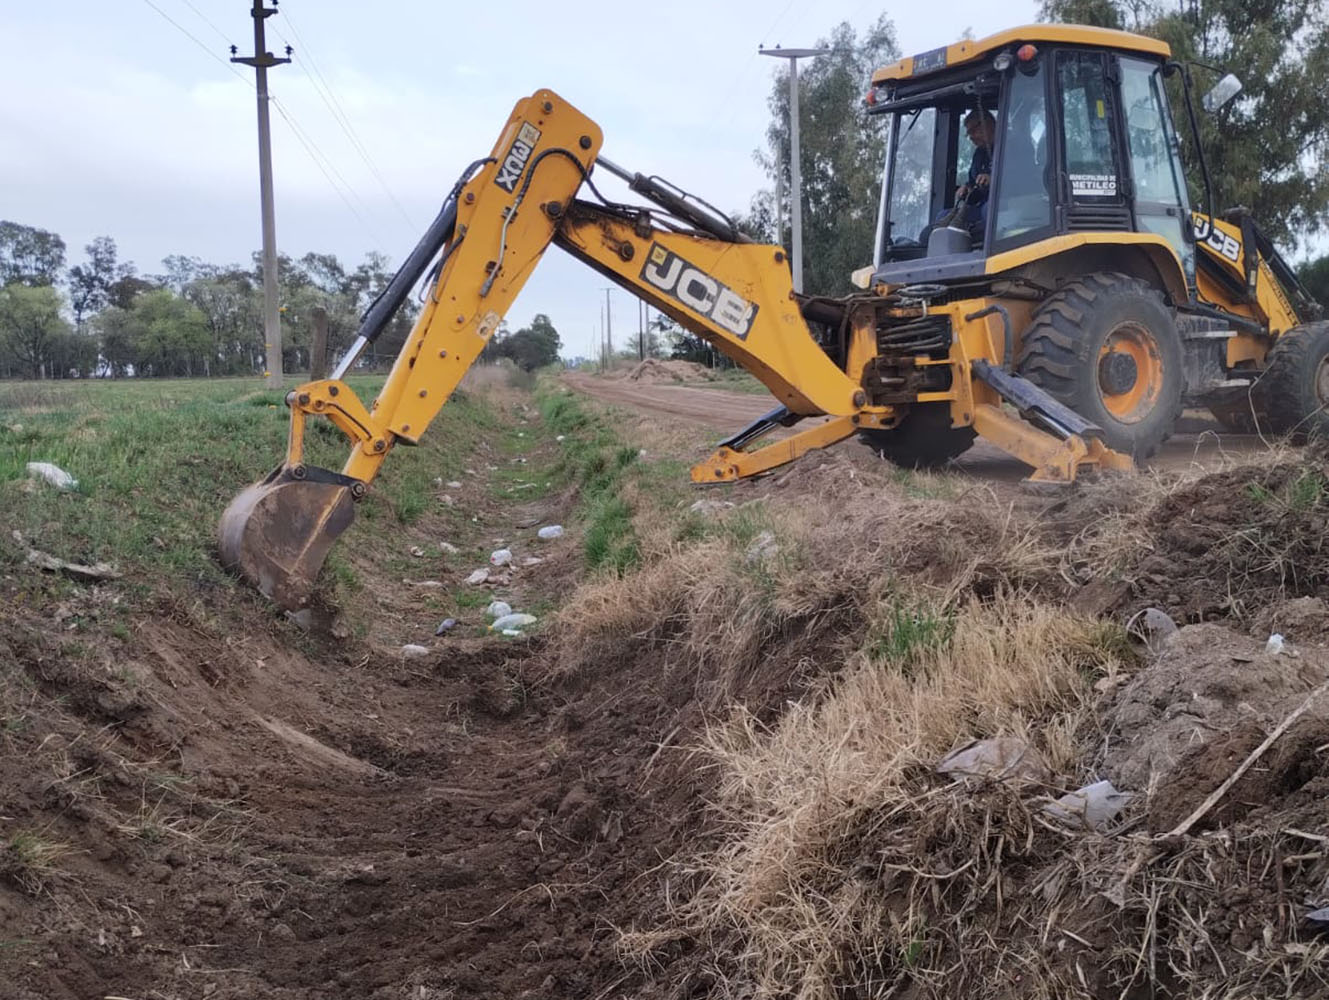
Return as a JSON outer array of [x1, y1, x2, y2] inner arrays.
[[1263, 321, 1329, 441], [1017, 272, 1184, 460], [858, 403, 976, 469]]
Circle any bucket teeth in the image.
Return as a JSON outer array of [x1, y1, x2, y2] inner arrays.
[[218, 466, 357, 610]]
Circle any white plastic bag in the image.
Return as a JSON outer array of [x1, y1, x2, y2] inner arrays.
[[486, 600, 513, 619], [26, 462, 77, 491], [537, 525, 563, 540], [490, 548, 513, 566], [490, 613, 537, 631]]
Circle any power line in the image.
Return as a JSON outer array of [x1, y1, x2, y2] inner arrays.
[[140, 0, 253, 88], [270, 95, 385, 249], [274, 6, 416, 230], [177, 0, 235, 46], [142, 0, 383, 252]]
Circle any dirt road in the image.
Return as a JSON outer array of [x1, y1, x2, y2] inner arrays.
[[565, 372, 1269, 477]]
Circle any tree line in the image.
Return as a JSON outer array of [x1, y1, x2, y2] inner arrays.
[[0, 221, 562, 380]]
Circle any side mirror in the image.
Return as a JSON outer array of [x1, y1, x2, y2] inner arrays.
[[1202, 73, 1242, 113]]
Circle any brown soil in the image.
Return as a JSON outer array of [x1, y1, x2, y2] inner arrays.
[[1, 588, 731, 1000]]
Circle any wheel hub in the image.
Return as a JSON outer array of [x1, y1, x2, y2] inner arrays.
[[1097, 322, 1164, 425], [1098, 352, 1139, 395]]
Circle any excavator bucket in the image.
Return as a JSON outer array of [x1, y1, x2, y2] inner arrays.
[[217, 465, 358, 610]]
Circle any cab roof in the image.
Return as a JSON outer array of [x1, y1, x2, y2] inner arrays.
[[871, 23, 1171, 84]]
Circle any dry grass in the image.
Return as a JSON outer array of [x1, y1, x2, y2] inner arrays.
[[653, 593, 1124, 1000]]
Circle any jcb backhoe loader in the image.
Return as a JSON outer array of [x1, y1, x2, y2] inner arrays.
[[221, 23, 1324, 610]]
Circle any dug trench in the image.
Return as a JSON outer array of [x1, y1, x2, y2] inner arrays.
[[0, 374, 746, 999], [8, 372, 1329, 999]]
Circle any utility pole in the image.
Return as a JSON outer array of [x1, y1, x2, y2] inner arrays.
[[637, 300, 646, 360], [603, 288, 614, 365], [759, 45, 829, 294], [232, 0, 291, 388]]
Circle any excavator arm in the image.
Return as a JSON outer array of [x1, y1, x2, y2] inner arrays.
[[219, 89, 887, 609]]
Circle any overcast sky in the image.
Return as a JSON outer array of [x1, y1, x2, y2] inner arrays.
[[2, 0, 1038, 362]]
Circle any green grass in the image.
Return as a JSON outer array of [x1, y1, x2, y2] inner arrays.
[[0, 376, 496, 603], [866, 601, 957, 669], [537, 385, 644, 573]]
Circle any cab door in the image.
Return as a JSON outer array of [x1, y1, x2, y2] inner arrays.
[[1055, 49, 1132, 231], [1117, 55, 1196, 291]]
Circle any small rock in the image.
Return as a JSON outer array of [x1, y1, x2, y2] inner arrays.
[[520, 556, 543, 567], [537, 525, 564, 540], [412, 580, 444, 589], [434, 618, 457, 636], [465, 468, 478, 476], [401, 644, 430, 659], [446, 480, 463, 489], [271, 922, 296, 941], [285, 609, 314, 630], [465, 568, 489, 585], [440, 494, 456, 507], [490, 548, 513, 566], [409, 545, 426, 558], [439, 541, 459, 554]]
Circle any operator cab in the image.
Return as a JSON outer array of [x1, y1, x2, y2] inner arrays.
[[867, 27, 1195, 288]]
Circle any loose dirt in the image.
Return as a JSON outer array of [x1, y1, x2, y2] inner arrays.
[[7, 373, 1329, 1000]]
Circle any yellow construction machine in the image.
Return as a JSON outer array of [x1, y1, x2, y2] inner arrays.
[[221, 23, 1324, 610]]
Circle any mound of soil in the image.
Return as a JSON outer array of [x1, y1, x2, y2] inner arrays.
[[1118, 461, 1329, 623], [626, 358, 715, 383], [1103, 620, 1329, 832]]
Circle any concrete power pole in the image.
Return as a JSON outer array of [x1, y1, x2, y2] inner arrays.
[[759, 45, 828, 294], [232, 1, 290, 388], [603, 288, 614, 365]]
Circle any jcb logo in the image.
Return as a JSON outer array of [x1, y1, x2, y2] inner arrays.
[[641, 245, 757, 340], [1193, 216, 1241, 263], [494, 122, 542, 193]]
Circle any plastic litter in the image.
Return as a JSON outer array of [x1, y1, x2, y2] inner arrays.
[[465, 568, 489, 585], [1042, 779, 1133, 831], [521, 556, 543, 567], [1305, 905, 1329, 925], [490, 613, 537, 631], [1266, 633, 1285, 655], [501, 629, 522, 637], [745, 530, 780, 564], [537, 525, 563, 540], [936, 737, 1051, 786], [446, 480, 463, 489], [556, 434, 566, 442], [401, 644, 430, 659], [690, 498, 734, 516], [409, 545, 426, 557], [490, 548, 513, 566], [1127, 607, 1178, 655], [439, 541, 459, 554], [486, 600, 513, 619], [26, 462, 77, 491], [434, 618, 457, 636]]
